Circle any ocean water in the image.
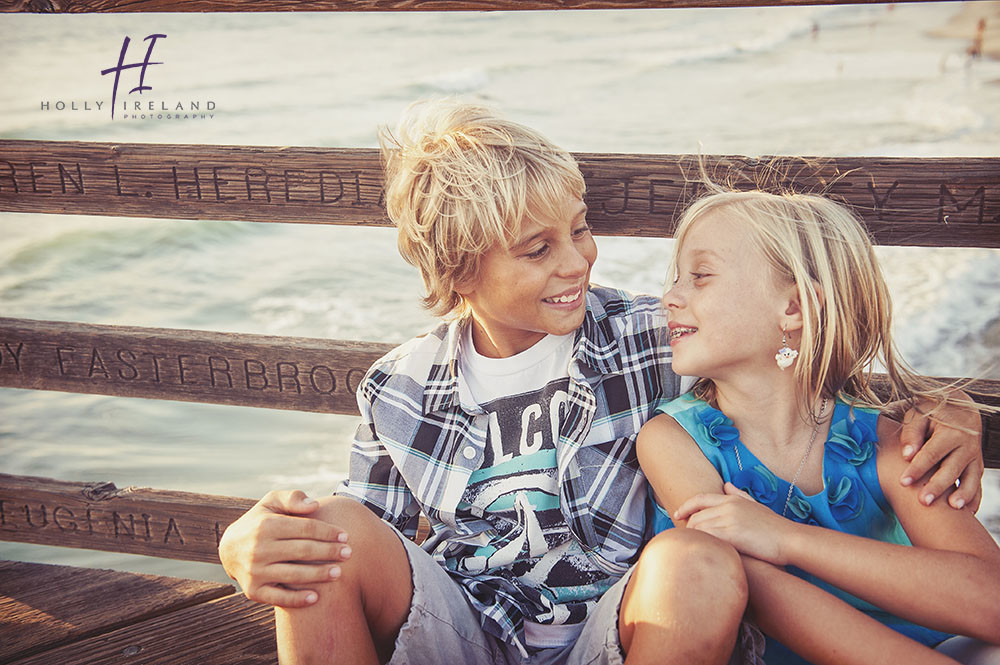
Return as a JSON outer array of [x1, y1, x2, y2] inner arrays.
[[1, 2, 998, 583]]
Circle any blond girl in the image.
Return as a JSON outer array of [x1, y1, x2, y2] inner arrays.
[[637, 188, 1000, 665]]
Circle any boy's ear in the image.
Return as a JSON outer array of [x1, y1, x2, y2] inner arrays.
[[453, 276, 478, 297]]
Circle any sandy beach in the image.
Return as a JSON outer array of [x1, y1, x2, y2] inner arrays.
[[929, 0, 1000, 59]]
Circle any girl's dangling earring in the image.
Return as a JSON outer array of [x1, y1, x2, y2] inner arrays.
[[775, 325, 799, 370]]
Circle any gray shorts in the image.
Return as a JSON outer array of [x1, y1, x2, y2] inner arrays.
[[386, 529, 763, 665]]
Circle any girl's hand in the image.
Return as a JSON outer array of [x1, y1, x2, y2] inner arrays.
[[674, 482, 800, 565]]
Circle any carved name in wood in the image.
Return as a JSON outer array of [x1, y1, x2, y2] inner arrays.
[[0, 474, 254, 563], [2, 141, 997, 247], [1, 317, 998, 466], [0, 318, 394, 415]]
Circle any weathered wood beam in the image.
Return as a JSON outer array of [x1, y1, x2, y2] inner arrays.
[[0, 474, 254, 564], [2, 141, 997, 248], [0, 317, 394, 416], [0, 474, 431, 563], [0, 0, 940, 14], [1, 317, 998, 466]]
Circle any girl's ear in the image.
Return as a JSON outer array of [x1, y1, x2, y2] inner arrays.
[[781, 280, 823, 334]]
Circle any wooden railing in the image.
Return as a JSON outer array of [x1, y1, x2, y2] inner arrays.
[[2, 147, 999, 570], [0, 0, 945, 14], [1, 0, 998, 571]]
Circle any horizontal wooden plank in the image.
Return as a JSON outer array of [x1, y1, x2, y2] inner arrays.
[[0, 474, 255, 564], [8, 592, 274, 665], [2, 317, 999, 465], [2, 141, 997, 248], [0, 474, 430, 563], [0, 317, 394, 416], [0, 0, 936, 14], [873, 378, 1000, 471], [0, 561, 234, 663]]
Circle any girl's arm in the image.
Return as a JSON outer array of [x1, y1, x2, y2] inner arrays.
[[786, 416, 1000, 641], [741, 556, 958, 665], [674, 416, 1000, 643], [636, 415, 960, 665]]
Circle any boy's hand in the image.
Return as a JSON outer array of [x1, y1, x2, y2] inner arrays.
[[899, 395, 984, 511], [218, 490, 351, 608]]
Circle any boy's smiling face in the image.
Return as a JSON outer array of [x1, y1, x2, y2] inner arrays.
[[458, 192, 596, 358]]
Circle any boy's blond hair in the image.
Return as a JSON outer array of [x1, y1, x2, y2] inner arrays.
[[379, 100, 586, 318]]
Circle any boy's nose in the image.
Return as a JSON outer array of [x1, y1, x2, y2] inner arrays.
[[557, 242, 591, 277]]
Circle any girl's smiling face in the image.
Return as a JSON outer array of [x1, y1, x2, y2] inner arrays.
[[662, 208, 796, 381]]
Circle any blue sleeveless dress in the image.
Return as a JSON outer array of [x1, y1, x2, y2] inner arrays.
[[650, 393, 952, 665]]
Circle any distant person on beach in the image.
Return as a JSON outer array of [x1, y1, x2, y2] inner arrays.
[[218, 101, 986, 665], [638, 186, 1000, 665], [968, 18, 986, 60]]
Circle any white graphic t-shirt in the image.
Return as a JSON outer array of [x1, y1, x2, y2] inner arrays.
[[454, 325, 615, 648]]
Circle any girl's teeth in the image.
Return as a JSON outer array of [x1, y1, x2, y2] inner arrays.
[[670, 327, 697, 340]]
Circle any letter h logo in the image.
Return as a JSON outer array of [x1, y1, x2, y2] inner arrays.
[[101, 34, 167, 119]]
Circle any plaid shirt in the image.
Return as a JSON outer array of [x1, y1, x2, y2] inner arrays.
[[337, 285, 681, 652]]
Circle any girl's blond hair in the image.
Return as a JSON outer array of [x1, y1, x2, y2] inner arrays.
[[379, 99, 585, 319], [672, 185, 962, 417]]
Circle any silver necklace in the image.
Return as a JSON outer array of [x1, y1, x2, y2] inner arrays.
[[733, 397, 829, 518]]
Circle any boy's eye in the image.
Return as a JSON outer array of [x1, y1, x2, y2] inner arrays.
[[572, 223, 591, 238], [691, 272, 711, 282], [525, 244, 549, 259]]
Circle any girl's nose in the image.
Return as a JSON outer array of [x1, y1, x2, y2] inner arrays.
[[662, 284, 684, 309]]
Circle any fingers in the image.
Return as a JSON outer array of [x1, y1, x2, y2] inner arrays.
[[239, 542, 352, 607], [256, 537, 352, 565], [968, 480, 983, 513], [259, 489, 321, 516], [266, 561, 347, 585], [260, 513, 348, 544], [913, 452, 968, 506], [246, 583, 320, 609], [674, 492, 729, 523], [899, 433, 961, 489], [684, 506, 728, 532], [949, 459, 985, 511], [899, 407, 930, 462], [722, 482, 753, 500]]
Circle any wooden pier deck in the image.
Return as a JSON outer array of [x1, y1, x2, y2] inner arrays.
[[0, 560, 275, 664]]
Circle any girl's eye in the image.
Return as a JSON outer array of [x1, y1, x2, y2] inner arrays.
[[691, 273, 711, 282], [572, 224, 591, 238]]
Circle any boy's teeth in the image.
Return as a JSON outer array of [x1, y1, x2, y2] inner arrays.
[[546, 291, 579, 303]]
